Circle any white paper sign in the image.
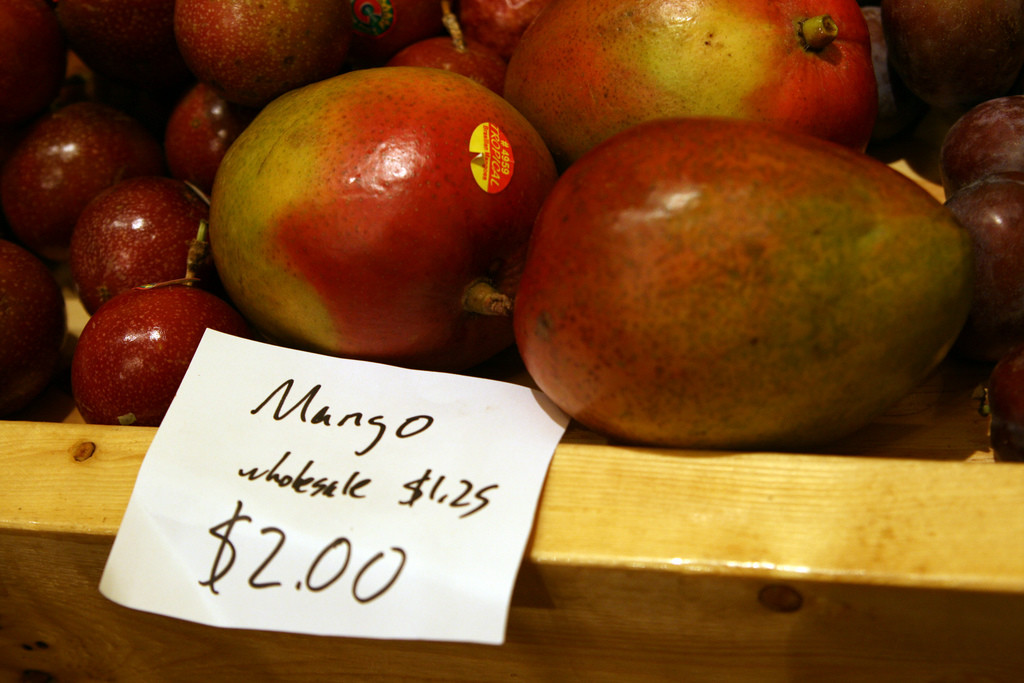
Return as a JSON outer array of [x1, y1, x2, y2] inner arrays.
[[99, 330, 569, 645]]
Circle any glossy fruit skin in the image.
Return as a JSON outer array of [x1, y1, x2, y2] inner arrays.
[[174, 0, 351, 108], [209, 67, 558, 372], [504, 0, 878, 169], [71, 284, 252, 426], [69, 176, 212, 314], [988, 344, 1024, 462], [883, 0, 1024, 111], [0, 102, 167, 262], [459, 0, 553, 61], [55, 0, 192, 89], [513, 118, 974, 451], [945, 172, 1024, 362], [163, 82, 259, 196], [349, 0, 446, 67], [0, 239, 67, 417], [941, 96, 1024, 196], [0, 0, 66, 127], [386, 36, 507, 94]]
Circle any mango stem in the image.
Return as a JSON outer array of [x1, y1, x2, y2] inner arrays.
[[463, 278, 512, 316], [798, 15, 838, 51]]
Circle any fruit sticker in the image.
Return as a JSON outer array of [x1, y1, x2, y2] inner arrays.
[[351, 0, 394, 36], [469, 122, 514, 194]]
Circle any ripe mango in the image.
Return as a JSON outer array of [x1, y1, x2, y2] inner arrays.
[[503, 0, 878, 169], [513, 118, 974, 451], [207, 67, 557, 372]]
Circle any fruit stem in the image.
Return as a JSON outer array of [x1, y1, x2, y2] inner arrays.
[[463, 278, 512, 316], [185, 219, 210, 282], [441, 0, 467, 53], [798, 15, 838, 51], [135, 278, 201, 290], [184, 180, 211, 206]]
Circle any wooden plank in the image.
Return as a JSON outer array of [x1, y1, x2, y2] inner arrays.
[[536, 444, 1024, 593], [1, 421, 149, 535], [2, 388, 1022, 594], [4, 355, 1020, 681], [7, 514, 1020, 678]]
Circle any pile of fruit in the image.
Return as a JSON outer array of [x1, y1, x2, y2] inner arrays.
[[2, 0, 1024, 461]]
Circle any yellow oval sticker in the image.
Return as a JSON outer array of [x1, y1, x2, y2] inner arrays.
[[469, 122, 514, 194]]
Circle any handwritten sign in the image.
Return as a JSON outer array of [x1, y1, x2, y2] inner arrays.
[[99, 330, 569, 645]]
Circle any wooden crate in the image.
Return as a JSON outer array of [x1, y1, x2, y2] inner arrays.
[[3, 113, 1024, 681]]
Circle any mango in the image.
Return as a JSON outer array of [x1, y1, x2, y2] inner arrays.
[[512, 118, 974, 451], [503, 0, 878, 170], [208, 67, 557, 372]]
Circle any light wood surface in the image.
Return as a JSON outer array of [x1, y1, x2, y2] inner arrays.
[[2, 390, 1019, 588], [4, 112, 1024, 681]]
